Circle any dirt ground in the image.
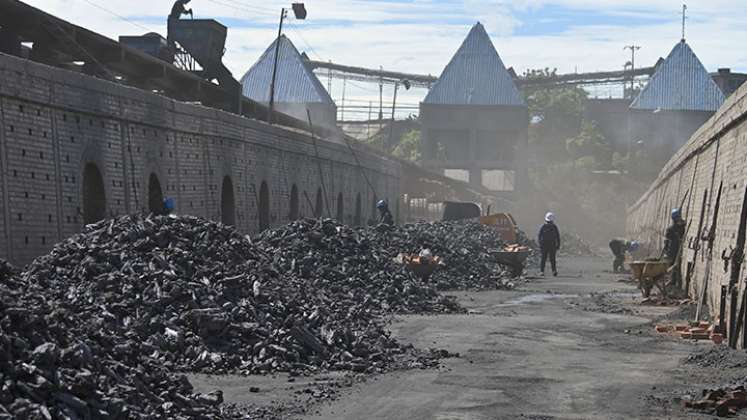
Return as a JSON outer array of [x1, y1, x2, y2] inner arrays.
[[192, 256, 747, 419]]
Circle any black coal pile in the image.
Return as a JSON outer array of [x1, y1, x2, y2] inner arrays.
[[367, 221, 528, 289], [22, 214, 276, 375], [256, 218, 462, 313], [21, 215, 459, 378], [1, 259, 243, 419]]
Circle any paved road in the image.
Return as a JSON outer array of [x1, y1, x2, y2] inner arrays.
[[302, 257, 715, 420]]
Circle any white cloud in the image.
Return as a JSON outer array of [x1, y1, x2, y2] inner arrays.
[[18, 0, 747, 118]]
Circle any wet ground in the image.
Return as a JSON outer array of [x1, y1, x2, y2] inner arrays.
[[192, 256, 747, 419]]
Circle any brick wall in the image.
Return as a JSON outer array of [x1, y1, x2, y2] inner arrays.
[[627, 79, 747, 347], [0, 53, 400, 265]]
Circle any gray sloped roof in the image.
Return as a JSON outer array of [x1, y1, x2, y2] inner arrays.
[[423, 22, 525, 107], [631, 40, 725, 111], [240, 35, 334, 105]]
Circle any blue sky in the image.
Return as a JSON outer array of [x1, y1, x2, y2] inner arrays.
[[24, 0, 747, 117]]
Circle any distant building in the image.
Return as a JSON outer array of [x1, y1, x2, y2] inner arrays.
[[711, 68, 747, 97], [240, 35, 338, 131], [583, 98, 632, 152], [419, 23, 528, 192], [629, 39, 725, 160]]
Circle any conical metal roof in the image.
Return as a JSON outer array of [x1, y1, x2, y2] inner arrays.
[[423, 23, 525, 107], [240, 35, 334, 105], [631, 40, 725, 112]]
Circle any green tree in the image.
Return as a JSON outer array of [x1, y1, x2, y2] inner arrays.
[[523, 68, 589, 162], [565, 121, 612, 169], [392, 129, 421, 162]]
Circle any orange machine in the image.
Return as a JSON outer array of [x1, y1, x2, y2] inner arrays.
[[478, 213, 519, 243], [441, 201, 519, 243]]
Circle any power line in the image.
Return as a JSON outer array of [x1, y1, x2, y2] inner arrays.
[[285, 20, 322, 59], [204, 0, 276, 17], [77, 0, 154, 32]]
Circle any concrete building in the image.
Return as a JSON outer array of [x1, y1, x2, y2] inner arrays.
[[419, 23, 528, 193], [583, 98, 632, 152], [240, 35, 338, 133], [711, 68, 747, 97], [629, 39, 725, 162]]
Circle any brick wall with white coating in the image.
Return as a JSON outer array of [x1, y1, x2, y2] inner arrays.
[[0, 53, 399, 265], [627, 80, 747, 347]]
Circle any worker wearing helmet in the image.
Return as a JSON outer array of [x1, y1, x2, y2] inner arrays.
[[664, 208, 686, 286], [609, 239, 639, 273], [538, 212, 561, 276], [169, 0, 193, 20], [376, 200, 394, 226], [162, 197, 176, 216]]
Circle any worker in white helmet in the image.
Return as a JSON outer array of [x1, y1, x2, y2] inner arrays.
[[538, 212, 561, 276]]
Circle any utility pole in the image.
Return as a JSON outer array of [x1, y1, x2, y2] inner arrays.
[[327, 60, 332, 94], [386, 82, 399, 152], [268, 7, 287, 124], [340, 76, 347, 122], [378, 66, 383, 134], [367, 101, 372, 139], [624, 44, 641, 98], [268, 4, 307, 124], [681, 3, 688, 41]]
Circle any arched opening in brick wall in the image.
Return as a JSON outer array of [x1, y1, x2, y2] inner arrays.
[[148, 173, 164, 214], [221, 176, 235, 226], [336, 192, 344, 222], [259, 181, 270, 231], [315, 187, 323, 218], [289, 184, 299, 221], [82, 162, 106, 224], [354, 193, 362, 226]]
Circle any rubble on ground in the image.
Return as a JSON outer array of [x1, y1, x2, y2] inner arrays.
[[685, 346, 747, 369], [559, 232, 595, 256], [684, 386, 747, 417], [654, 321, 722, 343]]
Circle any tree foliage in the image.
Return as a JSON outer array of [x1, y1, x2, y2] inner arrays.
[[392, 129, 421, 162], [565, 121, 612, 169]]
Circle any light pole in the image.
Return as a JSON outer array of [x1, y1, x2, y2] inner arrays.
[[268, 3, 307, 124]]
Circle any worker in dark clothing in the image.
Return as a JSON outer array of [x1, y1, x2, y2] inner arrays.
[[609, 239, 639, 273], [664, 208, 686, 286], [162, 197, 176, 216], [376, 200, 394, 226], [538, 212, 561, 276], [170, 0, 193, 20]]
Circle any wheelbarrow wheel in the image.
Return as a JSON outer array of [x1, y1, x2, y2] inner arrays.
[[639, 277, 653, 298], [510, 264, 524, 277]]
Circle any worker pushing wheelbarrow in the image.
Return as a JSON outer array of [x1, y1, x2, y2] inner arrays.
[[629, 260, 672, 298]]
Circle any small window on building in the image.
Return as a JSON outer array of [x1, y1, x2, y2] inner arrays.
[[443, 169, 470, 183], [481, 170, 516, 192]]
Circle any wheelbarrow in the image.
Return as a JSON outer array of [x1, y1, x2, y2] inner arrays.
[[490, 246, 531, 277], [629, 260, 671, 298], [401, 255, 443, 281]]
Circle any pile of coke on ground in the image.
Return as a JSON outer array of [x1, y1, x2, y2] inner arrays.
[[362, 221, 533, 289], [2, 214, 530, 418]]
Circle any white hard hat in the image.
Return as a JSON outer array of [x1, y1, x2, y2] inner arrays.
[[545, 212, 555, 222]]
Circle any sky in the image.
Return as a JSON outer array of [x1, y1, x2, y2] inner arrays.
[[22, 0, 747, 120]]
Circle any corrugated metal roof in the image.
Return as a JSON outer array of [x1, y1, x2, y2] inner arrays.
[[240, 35, 334, 105], [423, 23, 525, 107], [631, 40, 725, 111]]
